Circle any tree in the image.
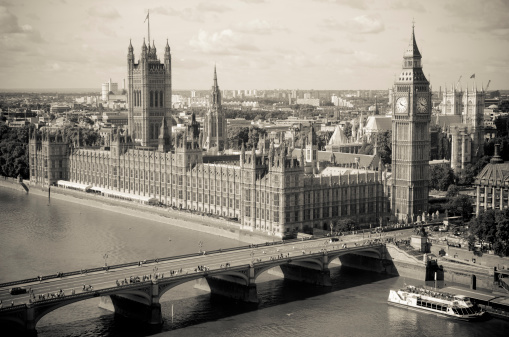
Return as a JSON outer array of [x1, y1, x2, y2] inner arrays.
[[494, 209, 509, 256], [0, 125, 30, 179], [336, 217, 357, 232], [429, 165, 455, 191], [445, 194, 473, 222], [376, 131, 392, 166], [458, 164, 476, 185], [343, 122, 352, 139], [446, 184, 460, 198], [469, 209, 497, 249]]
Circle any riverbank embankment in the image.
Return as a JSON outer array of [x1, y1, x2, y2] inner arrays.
[[0, 178, 272, 245]]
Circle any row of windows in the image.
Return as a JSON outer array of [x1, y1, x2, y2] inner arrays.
[[150, 90, 164, 108]]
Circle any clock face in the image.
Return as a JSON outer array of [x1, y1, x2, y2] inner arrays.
[[417, 97, 428, 112], [396, 97, 408, 113]]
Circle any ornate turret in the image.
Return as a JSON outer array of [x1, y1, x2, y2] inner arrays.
[[158, 116, 171, 152], [203, 66, 226, 152], [141, 38, 147, 58]]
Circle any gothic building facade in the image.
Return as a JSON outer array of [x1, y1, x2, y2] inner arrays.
[[128, 39, 172, 147], [439, 83, 485, 173], [391, 26, 431, 222], [30, 31, 443, 236]]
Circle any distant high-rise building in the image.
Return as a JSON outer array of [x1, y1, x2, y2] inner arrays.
[[127, 38, 172, 147], [391, 25, 431, 222]]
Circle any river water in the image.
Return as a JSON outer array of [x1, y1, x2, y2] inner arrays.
[[1, 187, 508, 336]]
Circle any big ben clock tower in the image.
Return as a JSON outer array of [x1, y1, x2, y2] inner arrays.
[[391, 24, 431, 222]]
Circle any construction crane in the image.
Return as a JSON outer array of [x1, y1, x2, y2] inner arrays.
[[485, 79, 491, 92]]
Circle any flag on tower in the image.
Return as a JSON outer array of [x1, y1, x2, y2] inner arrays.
[[144, 12, 149, 23], [470, 73, 475, 79]]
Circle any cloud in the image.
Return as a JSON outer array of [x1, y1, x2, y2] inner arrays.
[[0, 5, 21, 33], [350, 50, 389, 68], [310, 35, 334, 43], [236, 19, 287, 35], [196, 3, 231, 13], [323, 15, 384, 34], [173, 57, 207, 69], [189, 29, 259, 55], [0, 6, 43, 43], [314, 0, 369, 10], [87, 7, 120, 20], [389, 0, 426, 12], [329, 46, 354, 54], [151, 3, 230, 22]]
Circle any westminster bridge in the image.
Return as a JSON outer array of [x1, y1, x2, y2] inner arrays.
[[0, 236, 390, 335]]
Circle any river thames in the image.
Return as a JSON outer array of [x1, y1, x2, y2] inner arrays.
[[1, 187, 508, 336]]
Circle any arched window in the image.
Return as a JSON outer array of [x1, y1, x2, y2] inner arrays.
[[150, 91, 153, 107], [160, 91, 163, 107]]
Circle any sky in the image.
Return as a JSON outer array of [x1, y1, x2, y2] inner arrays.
[[0, 0, 508, 91]]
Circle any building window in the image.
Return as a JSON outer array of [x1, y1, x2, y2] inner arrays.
[[273, 211, 279, 223], [160, 91, 163, 107], [150, 91, 154, 107], [155, 91, 158, 107]]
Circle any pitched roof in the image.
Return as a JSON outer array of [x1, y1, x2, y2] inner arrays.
[[364, 116, 392, 133], [328, 124, 348, 145]]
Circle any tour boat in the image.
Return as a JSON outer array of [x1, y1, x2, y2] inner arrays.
[[388, 285, 486, 321]]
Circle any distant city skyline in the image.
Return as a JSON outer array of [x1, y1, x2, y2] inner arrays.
[[1, 0, 507, 90]]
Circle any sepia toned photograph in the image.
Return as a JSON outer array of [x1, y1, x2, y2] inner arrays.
[[1, 0, 509, 336]]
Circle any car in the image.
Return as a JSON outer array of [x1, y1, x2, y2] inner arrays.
[[329, 237, 339, 243], [9, 287, 27, 295]]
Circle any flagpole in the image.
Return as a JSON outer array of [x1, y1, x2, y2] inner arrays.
[[147, 10, 150, 48]]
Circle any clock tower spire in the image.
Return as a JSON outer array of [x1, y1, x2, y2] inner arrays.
[[391, 24, 431, 223]]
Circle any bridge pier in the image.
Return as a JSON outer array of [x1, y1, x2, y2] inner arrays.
[[280, 264, 332, 287], [99, 283, 162, 325], [205, 266, 258, 303]]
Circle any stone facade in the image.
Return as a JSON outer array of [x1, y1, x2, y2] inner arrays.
[[474, 144, 509, 216], [127, 39, 172, 147], [391, 25, 431, 222], [28, 37, 394, 238]]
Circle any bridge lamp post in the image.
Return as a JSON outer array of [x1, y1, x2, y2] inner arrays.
[[153, 266, 158, 278], [250, 250, 255, 264], [198, 241, 204, 254], [103, 253, 108, 267]]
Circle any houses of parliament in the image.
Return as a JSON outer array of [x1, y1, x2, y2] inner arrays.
[[29, 26, 431, 237]]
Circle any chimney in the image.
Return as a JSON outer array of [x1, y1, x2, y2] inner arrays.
[[491, 144, 503, 164]]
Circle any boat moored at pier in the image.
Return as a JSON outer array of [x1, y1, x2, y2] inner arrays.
[[388, 285, 486, 321]]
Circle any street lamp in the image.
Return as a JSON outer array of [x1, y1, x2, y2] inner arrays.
[[198, 241, 204, 254], [250, 250, 255, 264], [153, 266, 158, 279], [103, 253, 108, 267]]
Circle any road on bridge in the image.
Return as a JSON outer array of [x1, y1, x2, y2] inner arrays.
[[0, 229, 412, 308]]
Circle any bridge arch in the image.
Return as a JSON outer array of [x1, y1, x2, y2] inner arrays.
[[0, 312, 26, 332], [326, 247, 383, 269], [31, 288, 152, 328], [253, 256, 325, 281], [157, 270, 250, 299]]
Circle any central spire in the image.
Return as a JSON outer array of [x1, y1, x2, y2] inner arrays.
[[404, 22, 421, 59], [213, 64, 218, 88]]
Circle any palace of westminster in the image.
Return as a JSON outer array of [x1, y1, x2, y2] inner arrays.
[[28, 26, 452, 238]]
